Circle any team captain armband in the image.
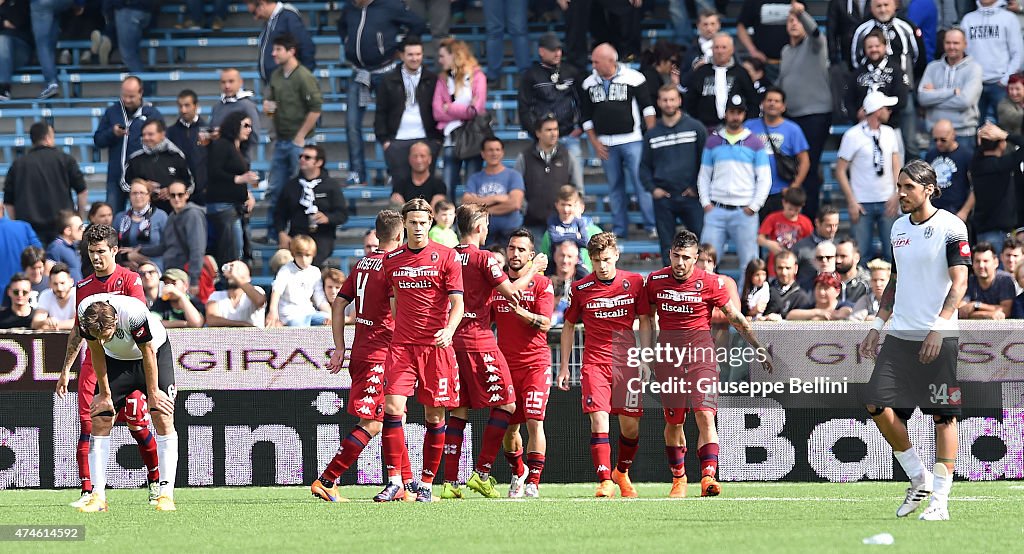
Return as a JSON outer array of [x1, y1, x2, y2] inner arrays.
[[945, 239, 971, 267]]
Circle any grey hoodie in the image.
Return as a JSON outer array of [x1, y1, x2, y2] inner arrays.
[[961, 0, 1023, 85], [162, 202, 207, 284], [917, 55, 984, 134]]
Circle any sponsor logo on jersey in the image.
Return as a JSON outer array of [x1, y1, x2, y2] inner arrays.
[[399, 280, 433, 289], [584, 294, 635, 310], [387, 248, 406, 259], [651, 273, 669, 280], [657, 290, 703, 303], [133, 326, 147, 339], [576, 280, 595, 290], [368, 375, 382, 384], [487, 374, 500, 383], [485, 365, 499, 373], [394, 265, 440, 278], [356, 317, 375, 326], [892, 235, 911, 248], [483, 353, 495, 362], [365, 386, 379, 395], [361, 395, 374, 404]]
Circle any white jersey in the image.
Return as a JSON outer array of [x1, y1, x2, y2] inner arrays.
[[887, 209, 971, 341], [77, 293, 168, 360]]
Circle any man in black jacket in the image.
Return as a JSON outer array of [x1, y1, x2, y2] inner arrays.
[[166, 89, 209, 205], [124, 119, 194, 214], [826, 0, 868, 66], [847, 29, 909, 127], [375, 37, 442, 188], [514, 114, 581, 239], [338, 0, 426, 186], [3, 122, 88, 243], [684, 34, 759, 130], [970, 123, 1024, 253], [273, 145, 349, 266]]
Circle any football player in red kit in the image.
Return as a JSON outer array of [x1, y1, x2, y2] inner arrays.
[[312, 210, 418, 502], [441, 204, 523, 499], [645, 231, 771, 497], [55, 224, 160, 508], [557, 232, 652, 498], [493, 229, 554, 498], [377, 199, 465, 502]]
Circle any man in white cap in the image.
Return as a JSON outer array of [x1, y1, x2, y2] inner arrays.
[[835, 91, 902, 264]]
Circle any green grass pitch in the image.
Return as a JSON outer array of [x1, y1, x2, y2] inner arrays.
[[1, 482, 1022, 553]]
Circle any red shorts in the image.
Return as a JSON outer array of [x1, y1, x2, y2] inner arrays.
[[348, 358, 387, 421], [509, 363, 550, 424], [77, 355, 151, 426], [656, 361, 719, 419], [384, 343, 460, 408], [455, 349, 515, 409], [581, 364, 643, 417]]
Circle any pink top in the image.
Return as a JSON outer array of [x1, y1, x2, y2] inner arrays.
[[432, 68, 487, 131]]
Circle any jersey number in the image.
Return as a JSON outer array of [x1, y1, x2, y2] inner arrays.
[[355, 272, 369, 316], [929, 383, 949, 405], [438, 378, 449, 397], [525, 390, 545, 411]]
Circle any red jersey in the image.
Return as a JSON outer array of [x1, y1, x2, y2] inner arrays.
[[383, 241, 463, 346], [75, 265, 146, 324], [563, 270, 649, 366], [645, 266, 729, 331], [758, 211, 813, 276], [339, 249, 394, 362], [453, 244, 508, 351], [491, 273, 554, 369]]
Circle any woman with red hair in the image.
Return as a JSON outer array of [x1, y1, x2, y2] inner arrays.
[[786, 272, 854, 320]]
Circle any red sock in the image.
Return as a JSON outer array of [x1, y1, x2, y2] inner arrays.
[[526, 452, 545, 485], [590, 433, 611, 481], [382, 414, 405, 482], [443, 416, 467, 484], [505, 448, 525, 477], [129, 427, 160, 482], [666, 446, 686, 478], [475, 408, 513, 477], [77, 420, 92, 492], [698, 443, 719, 478], [421, 421, 446, 484], [401, 440, 413, 484], [320, 426, 372, 483], [616, 434, 640, 473]]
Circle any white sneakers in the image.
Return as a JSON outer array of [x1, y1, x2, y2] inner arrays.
[[896, 472, 933, 518], [69, 491, 93, 509], [508, 472, 526, 498], [918, 504, 950, 521]]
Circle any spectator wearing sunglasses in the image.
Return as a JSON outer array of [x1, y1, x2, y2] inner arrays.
[[160, 182, 207, 294], [273, 145, 348, 266], [207, 111, 260, 265], [0, 273, 36, 329]]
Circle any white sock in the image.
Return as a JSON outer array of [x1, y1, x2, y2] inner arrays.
[[421, 482, 432, 492], [894, 448, 925, 484], [389, 475, 402, 486], [156, 433, 178, 499], [931, 463, 952, 507], [89, 435, 110, 499]]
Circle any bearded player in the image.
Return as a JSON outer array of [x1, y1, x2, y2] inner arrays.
[[858, 160, 969, 521], [644, 230, 772, 497], [556, 232, 652, 498], [312, 210, 417, 502], [441, 204, 523, 499], [377, 199, 464, 502], [55, 224, 160, 508], [493, 229, 554, 498]]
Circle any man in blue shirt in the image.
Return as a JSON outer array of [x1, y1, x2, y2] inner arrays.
[[463, 137, 525, 248], [45, 210, 84, 281], [0, 212, 41, 288], [924, 119, 974, 221], [744, 87, 810, 219]]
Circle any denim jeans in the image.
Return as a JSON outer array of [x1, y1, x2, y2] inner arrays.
[[443, 146, 483, 202], [851, 201, 896, 264], [560, 135, 585, 191], [107, 181, 128, 214], [654, 194, 704, 266], [186, 0, 229, 23], [602, 141, 655, 236], [482, 0, 531, 81], [667, 0, 695, 45], [268, 140, 301, 235], [31, 0, 74, 85], [115, 8, 152, 74], [700, 206, 759, 290], [206, 202, 242, 264], [792, 112, 832, 219], [0, 35, 31, 84], [284, 310, 330, 327], [346, 71, 387, 180], [978, 82, 1008, 125]]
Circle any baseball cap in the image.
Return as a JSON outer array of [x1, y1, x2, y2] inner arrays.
[[161, 268, 189, 284], [862, 91, 898, 114], [726, 93, 746, 111], [538, 32, 563, 51]]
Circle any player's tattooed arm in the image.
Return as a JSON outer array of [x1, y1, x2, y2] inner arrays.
[[56, 326, 83, 397], [721, 300, 764, 350], [876, 271, 897, 321], [940, 265, 968, 320]]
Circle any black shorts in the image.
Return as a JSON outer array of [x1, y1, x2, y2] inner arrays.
[[859, 335, 961, 419], [95, 342, 176, 416]]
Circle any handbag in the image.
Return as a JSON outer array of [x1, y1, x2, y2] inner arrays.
[[762, 118, 799, 183], [451, 111, 494, 160]]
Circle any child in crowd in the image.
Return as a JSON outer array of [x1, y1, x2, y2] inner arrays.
[[742, 258, 770, 320], [758, 187, 813, 276], [539, 186, 602, 272], [428, 200, 459, 247], [266, 235, 331, 327]]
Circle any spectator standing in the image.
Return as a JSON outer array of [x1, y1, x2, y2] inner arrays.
[[697, 94, 772, 289], [835, 92, 901, 263], [463, 137, 525, 247], [124, 119, 193, 214], [482, 0, 530, 86], [917, 28, 983, 136], [433, 38, 487, 201], [390, 142, 447, 207], [405, 0, 450, 58], [744, 87, 810, 216], [579, 43, 657, 239], [757, 187, 813, 276], [94, 77, 162, 211], [737, 0, 794, 80], [182, 0, 229, 30], [113, 180, 169, 269], [338, 0, 426, 187], [274, 144, 348, 266], [684, 34, 759, 130], [210, 68, 263, 158], [375, 37, 442, 188], [924, 119, 975, 220], [0, 0, 31, 101], [741, 58, 773, 106], [959, 242, 1016, 319], [848, 30, 910, 130], [970, 123, 1024, 252], [112, 0, 157, 78], [778, 2, 832, 218], [515, 115, 581, 240], [45, 210, 84, 281], [166, 89, 210, 205], [4, 122, 87, 243], [518, 33, 584, 189], [849, 258, 891, 321], [639, 41, 684, 118], [793, 205, 839, 284], [961, 0, 1023, 123], [826, 0, 869, 66], [246, 0, 315, 83], [31, 0, 74, 99], [160, 181, 207, 292], [206, 112, 259, 265], [681, 10, 727, 83], [31, 263, 76, 330], [0, 212, 41, 288], [640, 84, 707, 266], [205, 261, 267, 327], [906, 0, 938, 62], [835, 236, 871, 303], [562, 0, 644, 69], [264, 34, 323, 240], [0, 274, 35, 329], [997, 73, 1024, 134], [150, 268, 205, 328]]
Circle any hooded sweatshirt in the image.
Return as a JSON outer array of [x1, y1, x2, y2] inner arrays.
[[917, 55, 984, 134], [162, 202, 207, 284], [961, 0, 1023, 85]]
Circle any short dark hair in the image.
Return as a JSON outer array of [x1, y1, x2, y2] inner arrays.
[[303, 144, 327, 162], [509, 227, 535, 247], [764, 86, 786, 103], [481, 136, 503, 150], [836, 235, 858, 249], [30, 122, 52, 145], [177, 89, 199, 105], [816, 205, 840, 222], [272, 33, 298, 53], [123, 75, 144, 91], [534, 113, 559, 133], [83, 224, 119, 249], [782, 187, 806, 207], [375, 209, 403, 242], [657, 83, 683, 101], [142, 118, 166, 133], [56, 209, 79, 234], [671, 230, 699, 251], [81, 301, 117, 334], [401, 35, 423, 51], [973, 242, 997, 258], [21, 246, 45, 269], [50, 262, 71, 278], [1002, 238, 1023, 253], [7, 272, 30, 292], [864, 28, 888, 47], [456, 203, 489, 236]]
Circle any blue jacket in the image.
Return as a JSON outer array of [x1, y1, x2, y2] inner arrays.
[[258, 3, 316, 82], [45, 238, 83, 281], [0, 219, 40, 288], [338, 0, 426, 70], [639, 114, 707, 196], [93, 101, 163, 191]]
